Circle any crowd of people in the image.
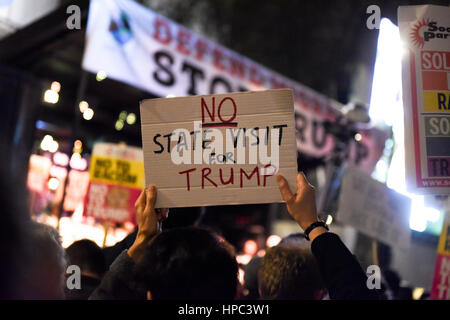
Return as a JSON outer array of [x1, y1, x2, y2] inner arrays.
[[1, 162, 414, 300]]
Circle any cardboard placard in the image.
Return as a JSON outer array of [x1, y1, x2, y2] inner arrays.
[[337, 167, 411, 249], [140, 89, 298, 208]]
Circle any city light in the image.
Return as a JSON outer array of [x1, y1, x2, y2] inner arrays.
[[47, 177, 59, 191], [243, 239, 258, 256], [73, 140, 83, 154], [266, 235, 281, 248], [326, 214, 333, 225], [70, 153, 88, 171], [354, 133, 362, 142], [43, 81, 61, 104], [43, 89, 59, 104], [96, 70, 107, 82], [49, 165, 68, 179], [53, 152, 69, 167], [119, 111, 128, 120], [50, 81, 61, 93], [115, 119, 124, 131], [83, 108, 94, 120], [79, 101, 89, 113], [40, 135, 59, 153], [126, 112, 136, 125]]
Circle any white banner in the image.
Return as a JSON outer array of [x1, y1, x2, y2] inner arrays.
[[83, 0, 385, 166], [337, 167, 411, 249]]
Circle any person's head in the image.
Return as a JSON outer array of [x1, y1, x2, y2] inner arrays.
[[278, 232, 310, 249], [162, 207, 204, 230], [65, 239, 106, 279], [22, 222, 67, 299], [136, 227, 238, 300], [258, 245, 324, 300], [243, 255, 263, 299]]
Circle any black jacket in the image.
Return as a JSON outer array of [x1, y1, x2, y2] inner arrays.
[[90, 232, 379, 300], [311, 232, 379, 300]]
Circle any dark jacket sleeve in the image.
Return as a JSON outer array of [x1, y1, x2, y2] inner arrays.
[[102, 228, 138, 268], [89, 250, 147, 300], [311, 232, 380, 300]]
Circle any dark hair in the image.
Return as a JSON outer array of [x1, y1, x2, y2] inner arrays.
[[258, 246, 324, 300], [136, 227, 238, 300], [162, 207, 204, 230], [66, 239, 106, 278], [279, 232, 309, 248], [22, 222, 67, 299]]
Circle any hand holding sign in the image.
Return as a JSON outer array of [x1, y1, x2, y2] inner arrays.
[[140, 89, 298, 208], [277, 173, 326, 241], [128, 186, 168, 262]]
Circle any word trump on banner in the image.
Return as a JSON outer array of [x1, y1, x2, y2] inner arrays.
[[140, 89, 298, 208]]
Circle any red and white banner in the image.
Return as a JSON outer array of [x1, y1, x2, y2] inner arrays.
[[82, 0, 384, 169]]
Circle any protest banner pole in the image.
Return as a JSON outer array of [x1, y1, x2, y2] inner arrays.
[[57, 70, 89, 231], [102, 221, 110, 248]]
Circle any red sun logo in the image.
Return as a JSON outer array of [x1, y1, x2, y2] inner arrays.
[[410, 18, 430, 48]]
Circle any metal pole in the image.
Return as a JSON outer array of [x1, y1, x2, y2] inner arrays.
[[57, 70, 89, 231]]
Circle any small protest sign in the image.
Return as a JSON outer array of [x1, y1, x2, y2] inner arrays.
[[84, 143, 144, 223], [337, 167, 411, 249]]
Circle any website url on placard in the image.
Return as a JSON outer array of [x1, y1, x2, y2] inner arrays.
[[422, 179, 450, 187]]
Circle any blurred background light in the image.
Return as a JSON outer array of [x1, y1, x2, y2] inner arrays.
[[126, 112, 136, 125], [43, 89, 58, 104], [50, 81, 61, 93], [95, 70, 107, 82], [47, 177, 59, 191], [115, 119, 124, 131], [266, 234, 281, 248], [79, 101, 89, 113], [83, 107, 94, 120], [243, 239, 258, 256]]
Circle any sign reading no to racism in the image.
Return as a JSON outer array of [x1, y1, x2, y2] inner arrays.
[[140, 89, 298, 208]]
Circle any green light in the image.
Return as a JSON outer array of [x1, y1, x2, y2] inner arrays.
[[119, 111, 128, 120], [96, 70, 107, 82], [126, 113, 136, 125], [115, 120, 124, 131]]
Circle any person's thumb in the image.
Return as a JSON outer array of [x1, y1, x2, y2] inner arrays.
[[276, 174, 294, 204], [145, 185, 157, 213]]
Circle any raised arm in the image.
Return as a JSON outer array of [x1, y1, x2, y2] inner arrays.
[[276, 173, 379, 300]]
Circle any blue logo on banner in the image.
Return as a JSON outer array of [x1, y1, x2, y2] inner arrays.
[[109, 11, 132, 45]]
